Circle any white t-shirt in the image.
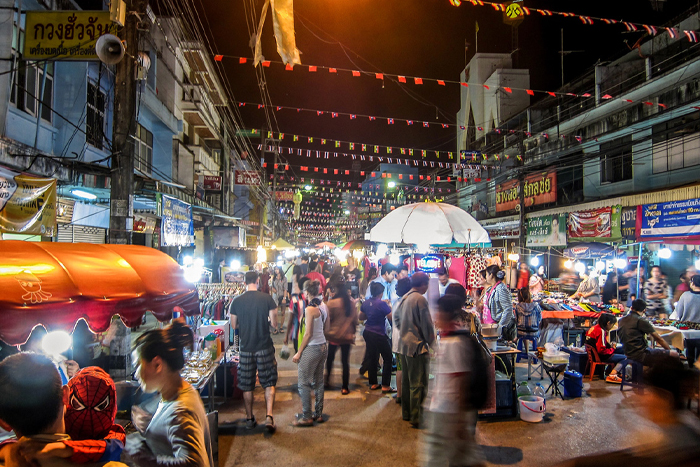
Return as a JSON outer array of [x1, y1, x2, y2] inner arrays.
[[438, 279, 460, 297], [427, 332, 470, 413]]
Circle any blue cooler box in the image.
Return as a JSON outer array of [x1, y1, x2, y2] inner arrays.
[[563, 370, 583, 398]]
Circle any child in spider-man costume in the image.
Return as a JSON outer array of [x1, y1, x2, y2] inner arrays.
[[60, 366, 126, 463]]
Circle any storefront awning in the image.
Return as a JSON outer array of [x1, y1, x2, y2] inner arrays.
[[0, 241, 199, 345]]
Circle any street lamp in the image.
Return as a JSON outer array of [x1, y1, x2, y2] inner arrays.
[[387, 181, 396, 188], [304, 185, 312, 191]]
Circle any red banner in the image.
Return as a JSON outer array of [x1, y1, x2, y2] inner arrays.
[[496, 171, 557, 212], [203, 175, 222, 190], [234, 170, 261, 186], [275, 191, 294, 202], [568, 207, 612, 238]]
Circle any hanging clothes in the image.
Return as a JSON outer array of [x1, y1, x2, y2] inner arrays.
[[467, 256, 488, 289], [448, 256, 467, 288]]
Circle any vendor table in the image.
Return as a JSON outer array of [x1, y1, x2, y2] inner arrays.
[[192, 353, 227, 413], [480, 348, 519, 419], [652, 325, 700, 351]]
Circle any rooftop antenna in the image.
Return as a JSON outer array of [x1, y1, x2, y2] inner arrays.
[[559, 29, 584, 87]]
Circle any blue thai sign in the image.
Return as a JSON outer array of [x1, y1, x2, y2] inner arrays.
[[639, 198, 700, 240], [161, 195, 194, 247]]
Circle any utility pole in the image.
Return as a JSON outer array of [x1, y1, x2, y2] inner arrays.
[[109, 0, 148, 244]]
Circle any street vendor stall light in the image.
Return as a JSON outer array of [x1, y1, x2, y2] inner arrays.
[[304, 185, 312, 191], [389, 253, 400, 265], [596, 261, 606, 271], [257, 245, 267, 263], [574, 261, 586, 274], [387, 181, 396, 188], [695, 259, 700, 270], [194, 258, 204, 268], [184, 266, 202, 283], [231, 260, 241, 270], [183, 256, 193, 266], [659, 248, 672, 259], [614, 258, 627, 269], [507, 253, 519, 262], [344, 210, 350, 215], [42, 330, 72, 356], [564, 260, 573, 269], [71, 189, 97, 200], [530, 257, 540, 267]]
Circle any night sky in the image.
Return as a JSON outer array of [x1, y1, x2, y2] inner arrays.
[[189, 0, 698, 185]]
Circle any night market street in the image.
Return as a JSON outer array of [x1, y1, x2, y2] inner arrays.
[[216, 332, 663, 467]]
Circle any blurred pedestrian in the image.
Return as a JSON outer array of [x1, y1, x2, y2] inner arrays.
[[672, 274, 700, 323], [324, 277, 359, 395], [394, 272, 435, 428], [422, 294, 485, 467], [271, 267, 288, 335], [392, 277, 413, 404], [644, 266, 667, 319]]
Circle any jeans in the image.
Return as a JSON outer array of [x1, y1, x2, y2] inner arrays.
[[326, 343, 351, 390], [686, 338, 700, 367], [363, 330, 392, 387], [602, 346, 626, 372], [298, 343, 328, 419], [400, 353, 429, 426]]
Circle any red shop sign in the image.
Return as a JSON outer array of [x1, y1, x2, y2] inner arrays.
[[234, 170, 262, 186], [568, 207, 612, 238], [496, 171, 557, 212]]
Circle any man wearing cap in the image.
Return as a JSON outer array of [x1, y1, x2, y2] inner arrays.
[[393, 272, 435, 428]]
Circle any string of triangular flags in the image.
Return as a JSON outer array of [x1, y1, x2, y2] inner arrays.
[[452, 0, 698, 42], [222, 59, 679, 110], [269, 173, 459, 185]]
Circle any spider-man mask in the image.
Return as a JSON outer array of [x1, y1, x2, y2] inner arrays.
[[64, 366, 117, 440]]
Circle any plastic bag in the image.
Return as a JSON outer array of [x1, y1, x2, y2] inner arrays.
[[279, 344, 290, 360]]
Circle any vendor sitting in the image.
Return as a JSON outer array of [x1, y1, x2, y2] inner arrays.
[[618, 299, 679, 366], [570, 270, 601, 303], [585, 313, 626, 384]]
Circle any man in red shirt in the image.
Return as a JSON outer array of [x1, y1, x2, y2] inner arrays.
[[305, 261, 327, 293]]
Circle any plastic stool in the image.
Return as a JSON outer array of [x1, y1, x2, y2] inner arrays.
[[516, 336, 538, 363], [620, 358, 644, 393]]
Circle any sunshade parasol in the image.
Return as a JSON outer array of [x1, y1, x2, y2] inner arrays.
[[341, 239, 374, 251], [369, 202, 490, 245], [315, 241, 336, 249], [271, 238, 295, 250], [0, 241, 199, 345]]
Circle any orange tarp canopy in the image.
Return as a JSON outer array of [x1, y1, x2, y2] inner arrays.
[[0, 241, 199, 345]]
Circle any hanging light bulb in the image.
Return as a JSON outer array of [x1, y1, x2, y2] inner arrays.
[[575, 261, 586, 274], [530, 256, 540, 267], [564, 260, 573, 269], [659, 248, 672, 259]]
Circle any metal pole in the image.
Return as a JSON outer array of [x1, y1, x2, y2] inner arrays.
[[32, 61, 48, 149], [636, 242, 644, 299]]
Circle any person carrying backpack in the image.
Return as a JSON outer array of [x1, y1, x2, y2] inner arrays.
[[421, 294, 487, 467]]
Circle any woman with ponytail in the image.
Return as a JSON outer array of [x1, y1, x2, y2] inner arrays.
[[483, 265, 517, 341], [126, 322, 214, 467]]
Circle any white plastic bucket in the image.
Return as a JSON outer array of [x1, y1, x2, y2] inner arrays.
[[519, 396, 546, 423]]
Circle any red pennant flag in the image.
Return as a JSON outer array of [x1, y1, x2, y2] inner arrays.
[[427, 176, 431, 181], [375, 73, 384, 80], [483, 84, 490, 90], [461, 82, 469, 87], [285, 164, 289, 170], [352, 70, 360, 77], [381, 173, 386, 178], [371, 172, 376, 177], [214, 54, 223, 61], [414, 77, 423, 85], [419, 175, 424, 180], [399, 174, 403, 179], [361, 171, 365, 176], [526, 89, 535, 96], [262, 162, 267, 167], [274, 164, 278, 169], [602, 94, 613, 99], [314, 167, 318, 172], [345, 170, 350, 175], [437, 80, 446, 86], [329, 68, 337, 73], [262, 61, 271, 67], [503, 87, 512, 93], [239, 57, 247, 64], [409, 175, 413, 180], [334, 169, 338, 174], [285, 64, 293, 71], [547, 92, 556, 97], [309, 66, 317, 72], [323, 168, 328, 174], [398, 76, 407, 83]]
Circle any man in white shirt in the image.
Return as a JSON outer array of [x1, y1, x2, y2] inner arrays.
[[438, 269, 459, 297]]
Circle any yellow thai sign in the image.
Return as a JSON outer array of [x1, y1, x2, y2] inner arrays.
[[0, 167, 57, 236], [23, 11, 115, 60]]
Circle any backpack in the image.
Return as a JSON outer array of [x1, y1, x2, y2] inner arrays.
[[452, 329, 492, 410]]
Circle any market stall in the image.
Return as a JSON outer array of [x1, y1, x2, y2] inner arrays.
[[0, 241, 199, 345]]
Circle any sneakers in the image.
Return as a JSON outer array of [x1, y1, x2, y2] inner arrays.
[[264, 415, 276, 433], [245, 417, 257, 430], [606, 374, 622, 384]]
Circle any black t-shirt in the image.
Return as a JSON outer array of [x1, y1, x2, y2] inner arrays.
[[617, 312, 656, 362], [230, 290, 277, 352]]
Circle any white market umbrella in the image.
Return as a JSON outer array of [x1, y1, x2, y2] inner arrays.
[[369, 202, 490, 246]]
